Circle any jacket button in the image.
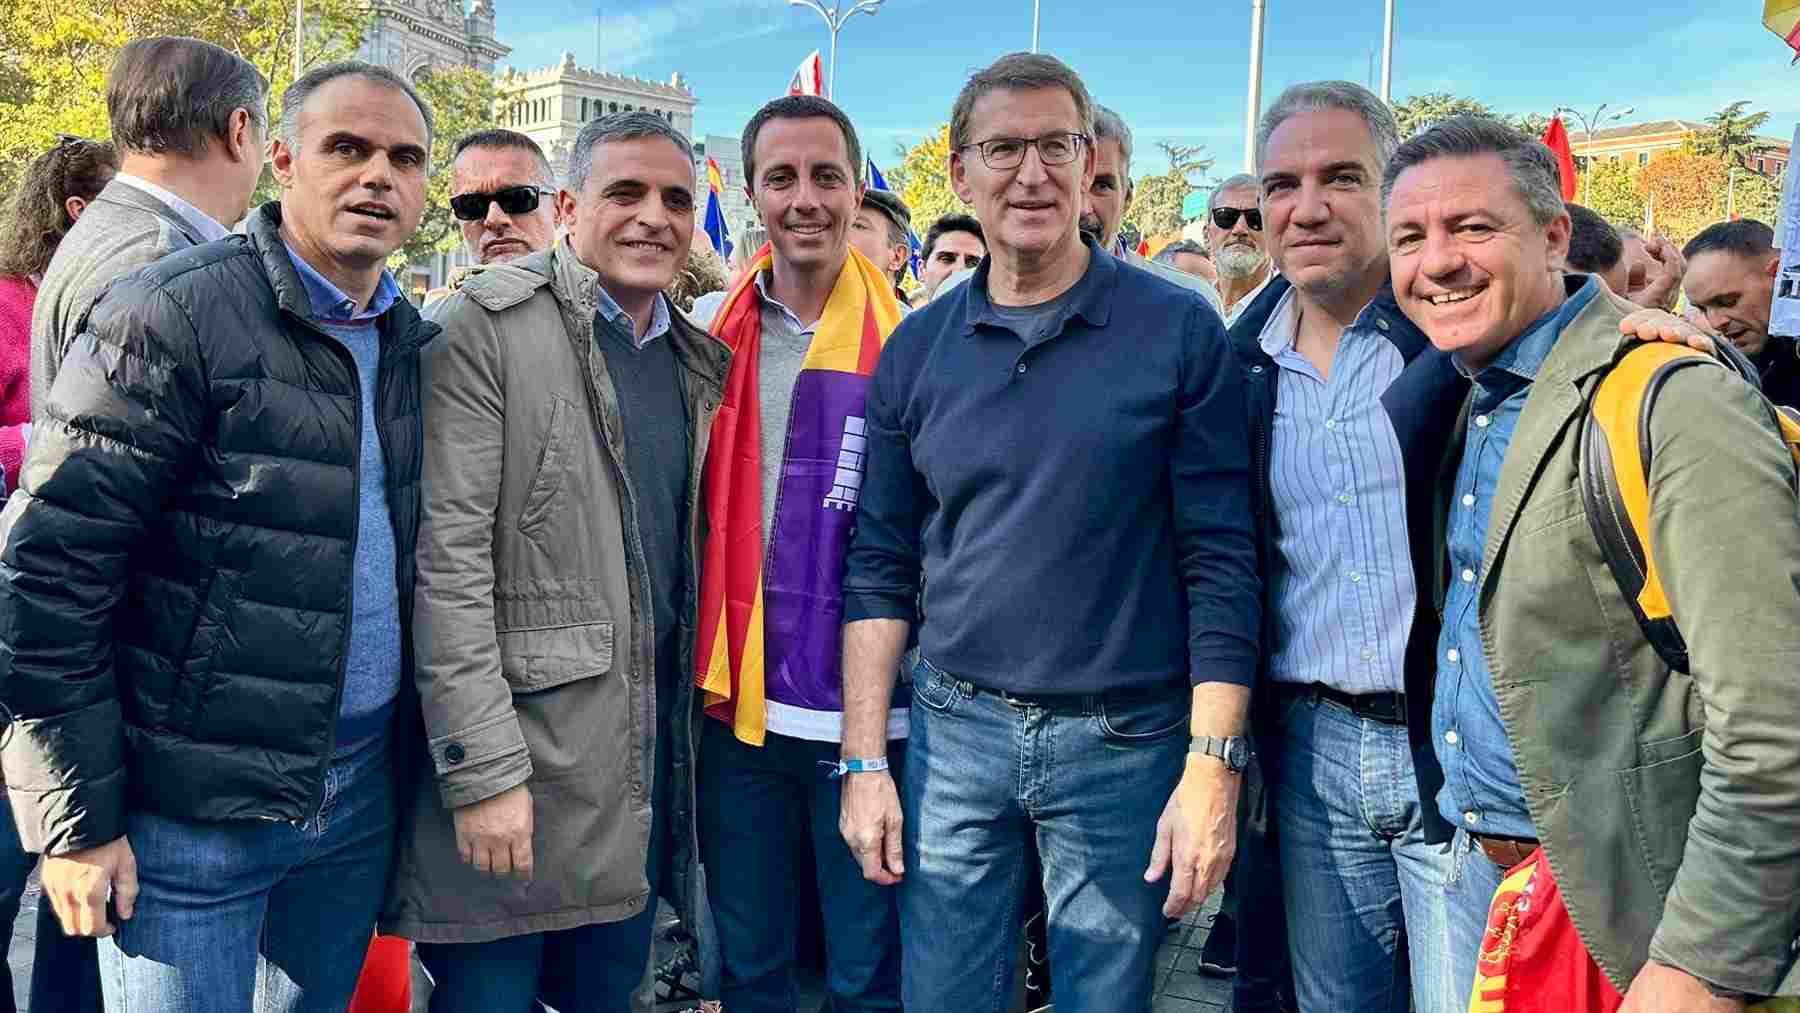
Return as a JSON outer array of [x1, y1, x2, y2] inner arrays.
[[445, 743, 466, 764]]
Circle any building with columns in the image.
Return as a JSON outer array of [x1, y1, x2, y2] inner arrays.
[[356, 0, 510, 80], [499, 52, 699, 182]]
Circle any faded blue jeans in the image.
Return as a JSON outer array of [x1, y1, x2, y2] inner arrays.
[[97, 734, 396, 1013], [898, 656, 1188, 1013], [1267, 689, 1459, 1013], [1443, 828, 1509, 1007]]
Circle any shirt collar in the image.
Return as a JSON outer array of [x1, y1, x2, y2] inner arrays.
[[593, 278, 672, 347], [281, 241, 402, 322], [1458, 275, 1601, 384], [1256, 281, 1394, 358], [962, 235, 1116, 337], [112, 173, 231, 244], [752, 269, 814, 336]]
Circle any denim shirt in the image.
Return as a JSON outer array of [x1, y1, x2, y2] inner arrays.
[[1433, 277, 1600, 838]]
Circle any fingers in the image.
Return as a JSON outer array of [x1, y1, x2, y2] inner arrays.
[[112, 847, 138, 922], [1143, 817, 1172, 884], [881, 812, 905, 879], [1162, 846, 1196, 919], [511, 836, 534, 882]]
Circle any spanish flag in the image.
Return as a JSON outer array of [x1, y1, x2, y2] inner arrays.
[[703, 157, 732, 259]]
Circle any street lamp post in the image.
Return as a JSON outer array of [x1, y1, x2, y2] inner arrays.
[[1555, 102, 1635, 205], [1379, 0, 1394, 102], [1244, 0, 1266, 172], [788, 0, 884, 100], [1032, 0, 1041, 52]]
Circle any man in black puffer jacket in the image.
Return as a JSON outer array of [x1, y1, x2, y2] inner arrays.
[[0, 61, 437, 1013]]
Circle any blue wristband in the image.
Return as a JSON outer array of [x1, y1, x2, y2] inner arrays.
[[822, 757, 890, 779]]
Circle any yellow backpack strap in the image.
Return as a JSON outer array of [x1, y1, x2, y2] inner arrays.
[[1579, 342, 1719, 673]]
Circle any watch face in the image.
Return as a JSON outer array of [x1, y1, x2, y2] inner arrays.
[[1225, 738, 1250, 771]]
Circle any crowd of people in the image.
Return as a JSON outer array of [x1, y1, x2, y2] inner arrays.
[[0, 32, 1795, 1013]]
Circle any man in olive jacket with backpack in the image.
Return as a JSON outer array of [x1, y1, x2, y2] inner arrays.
[[1386, 116, 1800, 1011]]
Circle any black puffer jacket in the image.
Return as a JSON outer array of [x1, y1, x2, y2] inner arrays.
[[0, 203, 437, 855]]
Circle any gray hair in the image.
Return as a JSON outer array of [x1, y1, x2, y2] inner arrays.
[[1256, 81, 1399, 173], [1092, 103, 1133, 174], [1152, 238, 1207, 265], [1381, 115, 1564, 227], [949, 52, 1094, 151], [569, 110, 697, 194], [1208, 172, 1260, 213], [281, 61, 434, 149]]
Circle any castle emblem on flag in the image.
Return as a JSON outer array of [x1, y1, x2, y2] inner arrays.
[[823, 416, 868, 511]]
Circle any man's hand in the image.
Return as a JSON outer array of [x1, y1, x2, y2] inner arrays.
[[1632, 235, 1687, 313], [840, 770, 904, 885], [41, 836, 137, 937], [1619, 961, 1745, 1013], [1145, 756, 1240, 918], [1620, 307, 1714, 352], [453, 783, 534, 880]]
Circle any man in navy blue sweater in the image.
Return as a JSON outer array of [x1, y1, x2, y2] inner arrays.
[[836, 51, 1259, 1011]]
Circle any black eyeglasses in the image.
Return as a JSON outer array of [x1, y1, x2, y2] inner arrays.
[[1211, 206, 1262, 231], [449, 185, 555, 222], [959, 133, 1087, 171]]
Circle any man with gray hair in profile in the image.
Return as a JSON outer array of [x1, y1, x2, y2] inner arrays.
[[387, 109, 725, 1011], [1204, 172, 1275, 325]]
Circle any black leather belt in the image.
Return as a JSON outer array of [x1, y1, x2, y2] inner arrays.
[[1470, 833, 1540, 869], [1276, 681, 1407, 726], [961, 677, 1188, 715]]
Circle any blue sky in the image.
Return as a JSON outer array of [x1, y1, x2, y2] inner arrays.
[[493, 0, 1799, 178]]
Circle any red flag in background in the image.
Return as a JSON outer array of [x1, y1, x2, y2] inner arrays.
[[1542, 117, 1579, 202], [787, 51, 823, 96], [1135, 237, 1152, 258]]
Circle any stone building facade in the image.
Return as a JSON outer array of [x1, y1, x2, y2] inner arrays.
[[499, 52, 699, 183], [356, 0, 510, 80]]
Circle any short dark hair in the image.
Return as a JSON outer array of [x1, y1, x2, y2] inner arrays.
[[741, 95, 864, 190], [1382, 115, 1564, 227], [923, 213, 984, 260], [282, 61, 435, 150], [950, 52, 1094, 152], [107, 37, 269, 158], [568, 110, 695, 195], [451, 128, 557, 187], [1683, 219, 1775, 262], [1153, 238, 1208, 266], [0, 137, 118, 278], [1564, 203, 1623, 274]]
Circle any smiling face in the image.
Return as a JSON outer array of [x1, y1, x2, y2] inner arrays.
[[557, 134, 696, 307], [1684, 248, 1779, 357], [1386, 152, 1570, 371], [452, 145, 559, 264], [271, 74, 429, 274], [951, 86, 1094, 268], [746, 115, 862, 280], [921, 229, 984, 295], [1079, 135, 1130, 248], [1259, 107, 1388, 303]]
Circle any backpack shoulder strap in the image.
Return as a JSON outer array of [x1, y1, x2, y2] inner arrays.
[[1578, 341, 1719, 674]]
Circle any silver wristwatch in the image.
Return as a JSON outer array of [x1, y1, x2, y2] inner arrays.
[[1189, 735, 1250, 773]]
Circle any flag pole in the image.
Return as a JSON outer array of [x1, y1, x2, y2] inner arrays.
[[1032, 0, 1041, 52], [1244, 0, 1266, 172], [1379, 0, 1394, 102]]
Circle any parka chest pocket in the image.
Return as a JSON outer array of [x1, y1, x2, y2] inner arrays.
[[495, 593, 614, 693], [518, 395, 576, 536]]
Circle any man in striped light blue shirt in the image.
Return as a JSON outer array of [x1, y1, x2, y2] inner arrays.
[[1235, 82, 1469, 1013]]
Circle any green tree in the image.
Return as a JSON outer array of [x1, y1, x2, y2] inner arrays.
[[0, 0, 369, 192], [1390, 92, 1498, 137], [1696, 100, 1772, 166], [1730, 168, 1782, 227], [893, 125, 964, 234], [1510, 112, 1552, 138], [1637, 151, 1728, 247], [1584, 159, 1644, 228], [390, 66, 496, 268], [1125, 142, 1213, 238]]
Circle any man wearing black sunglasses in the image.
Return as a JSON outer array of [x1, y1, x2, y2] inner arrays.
[[1204, 173, 1275, 325], [448, 129, 561, 266]]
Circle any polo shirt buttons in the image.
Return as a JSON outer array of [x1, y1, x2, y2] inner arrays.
[[1016, 362, 1027, 374]]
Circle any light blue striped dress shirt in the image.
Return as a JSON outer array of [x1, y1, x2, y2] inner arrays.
[[1261, 288, 1415, 695]]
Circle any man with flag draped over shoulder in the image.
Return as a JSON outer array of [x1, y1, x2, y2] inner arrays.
[[692, 94, 908, 1013]]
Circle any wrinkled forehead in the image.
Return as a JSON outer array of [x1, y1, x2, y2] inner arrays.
[[1213, 185, 1259, 212], [964, 86, 1085, 144]]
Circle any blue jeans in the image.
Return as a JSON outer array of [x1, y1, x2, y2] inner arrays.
[[1443, 828, 1508, 1008], [1267, 690, 1458, 1013], [0, 799, 102, 1013], [697, 720, 903, 1013], [97, 735, 397, 1013], [416, 700, 675, 1013], [899, 656, 1187, 1013]]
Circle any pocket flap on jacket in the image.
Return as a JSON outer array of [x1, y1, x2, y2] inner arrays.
[[497, 621, 614, 693]]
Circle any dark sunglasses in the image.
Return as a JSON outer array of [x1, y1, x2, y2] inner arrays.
[[1211, 206, 1263, 231], [449, 185, 554, 222]]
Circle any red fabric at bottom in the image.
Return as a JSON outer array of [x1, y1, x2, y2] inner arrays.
[[348, 934, 412, 1013], [1468, 849, 1624, 1013]]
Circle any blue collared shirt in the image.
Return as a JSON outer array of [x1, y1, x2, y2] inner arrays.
[[283, 242, 403, 322], [1259, 287, 1414, 695], [1434, 277, 1602, 837], [593, 279, 672, 348], [841, 239, 1259, 694]]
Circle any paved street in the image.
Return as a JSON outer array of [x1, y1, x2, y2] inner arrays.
[[10, 873, 1234, 1011]]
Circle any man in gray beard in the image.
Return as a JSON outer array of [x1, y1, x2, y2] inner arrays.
[[1205, 173, 1275, 325]]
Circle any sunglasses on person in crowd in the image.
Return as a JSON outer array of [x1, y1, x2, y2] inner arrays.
[[1211, 206, 1262, 231], [449, 185, 555, 222]]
